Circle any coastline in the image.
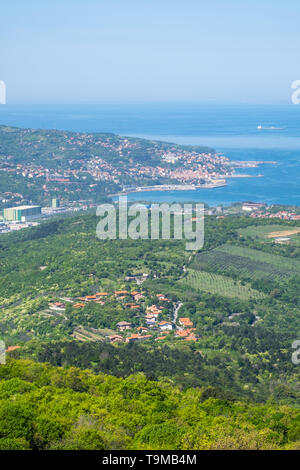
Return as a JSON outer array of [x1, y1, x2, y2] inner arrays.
[[109, 159, 278, 198], [109, 164, 274, 198], [110, 181, 227, 197]]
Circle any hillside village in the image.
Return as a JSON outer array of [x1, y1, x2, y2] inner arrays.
[[46, 288, 197, 345]]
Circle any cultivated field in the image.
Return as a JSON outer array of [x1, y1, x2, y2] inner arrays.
[[193, 244, 300, 281], [180, 269, 266, 300]]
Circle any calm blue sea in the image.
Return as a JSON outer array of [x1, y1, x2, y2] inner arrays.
[[0, 102, 300, 206]]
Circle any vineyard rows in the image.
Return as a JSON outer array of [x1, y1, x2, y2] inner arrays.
[[193, 244, 300, 281], [180, 269, 266, 300]]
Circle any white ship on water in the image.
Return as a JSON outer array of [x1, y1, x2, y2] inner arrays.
[[257, 124, 284, 130]]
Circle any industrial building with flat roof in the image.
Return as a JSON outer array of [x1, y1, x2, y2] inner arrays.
[[3, 205, 42, 221]]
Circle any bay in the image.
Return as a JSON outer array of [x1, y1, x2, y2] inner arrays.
[[0, 102, 299, 205]]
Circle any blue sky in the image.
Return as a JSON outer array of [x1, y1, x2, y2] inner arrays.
[[1, 0, 299, 103]]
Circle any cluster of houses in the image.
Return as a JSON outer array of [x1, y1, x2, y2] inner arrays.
[[175, 318, 197, 341], [47, 289, 198, 344], [111, 312, 197, 344], [71, 290, 144, 309], [48, 291, 144, 314], [250, 210, 300, 221], [111, 293, 174, 343], [242, 202, 300, 221]]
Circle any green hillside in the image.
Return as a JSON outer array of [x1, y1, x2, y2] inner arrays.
[[0, 213, 300, 414], [0, 358, 300, 450]]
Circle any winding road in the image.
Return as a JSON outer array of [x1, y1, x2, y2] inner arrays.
[[172, 301, 183, 328]]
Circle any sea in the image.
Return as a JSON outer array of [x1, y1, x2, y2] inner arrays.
[[0, 102, 300, 206]]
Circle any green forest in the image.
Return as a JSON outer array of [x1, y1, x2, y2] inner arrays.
[[1, 358, 300, 450]]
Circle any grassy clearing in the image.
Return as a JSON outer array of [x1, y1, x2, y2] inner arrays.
[[266, 229, 300, 238], [238, 224, 300, 240]]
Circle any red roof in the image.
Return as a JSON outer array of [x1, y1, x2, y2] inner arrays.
[[6, 346, 21, 352]]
